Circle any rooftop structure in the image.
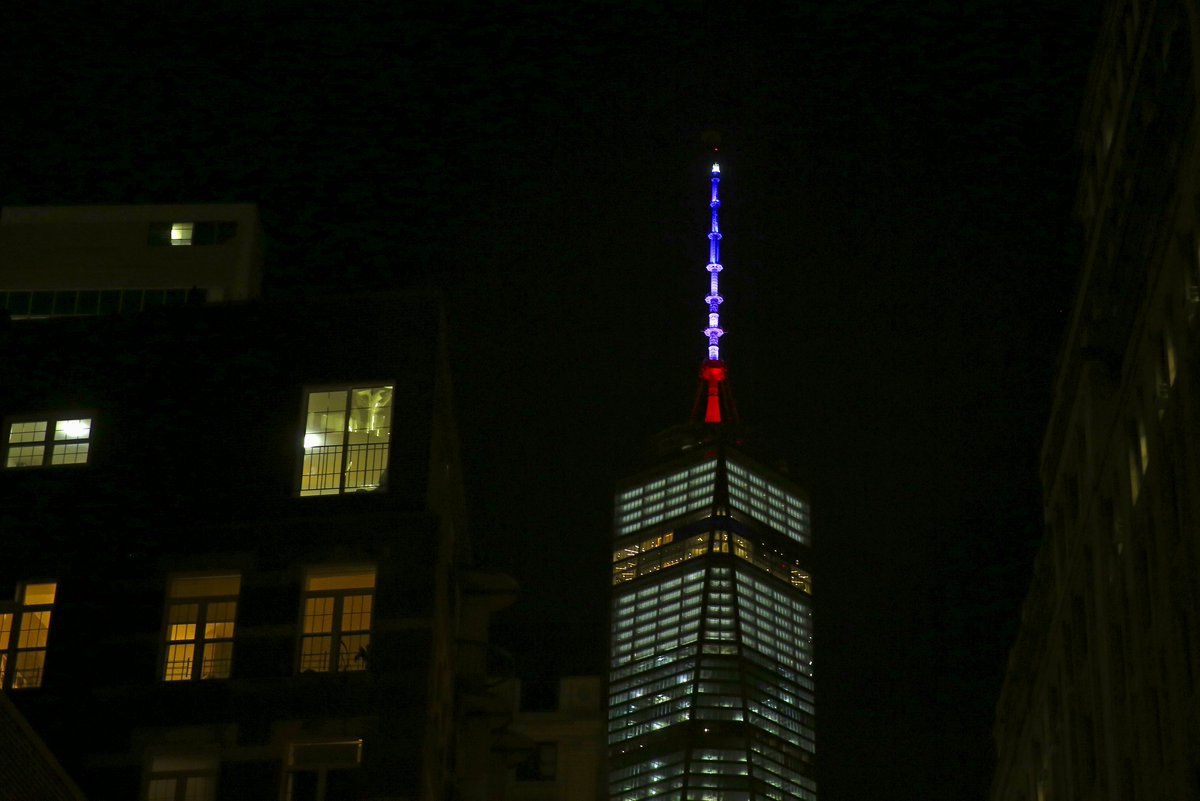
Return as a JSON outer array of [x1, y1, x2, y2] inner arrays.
[[0, 203, 264, 318]]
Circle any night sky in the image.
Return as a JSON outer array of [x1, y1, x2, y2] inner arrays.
[[2, 2, 1099, 798]]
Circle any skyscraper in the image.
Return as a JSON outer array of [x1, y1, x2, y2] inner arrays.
[[607, 162, 817, 801]]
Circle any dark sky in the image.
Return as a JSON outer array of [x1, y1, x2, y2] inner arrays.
[[1, 2, 1099, 798]]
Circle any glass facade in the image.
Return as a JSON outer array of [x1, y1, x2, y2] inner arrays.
[[609, 450, 816, 801], [616, 458, 717, 536], [727, 459, 811, 545]]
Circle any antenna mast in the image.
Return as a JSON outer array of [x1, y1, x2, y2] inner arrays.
[[692, 157, 737, 426], [704, 162, 724, 361]]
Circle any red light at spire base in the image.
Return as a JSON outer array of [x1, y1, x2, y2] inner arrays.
[[700, 360, 727, 424]]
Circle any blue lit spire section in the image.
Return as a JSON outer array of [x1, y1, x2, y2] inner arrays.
[[704, 162, 724, 361]]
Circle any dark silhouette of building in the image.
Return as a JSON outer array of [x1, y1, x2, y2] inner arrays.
[[0, 289, 514, 800], [606, 163, 817, 800], [991, 1, 1200, 798]]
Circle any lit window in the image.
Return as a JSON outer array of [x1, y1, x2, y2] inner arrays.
[[5, 416, 92, 468], [162, 575, 240, 681], [145, 754, 217, 801], [286, 740, 362, 801], [0, 582, 57, 689], [170, 222, 194, 246], [300, 386, 392, 496], [299, 567, 375, 673]]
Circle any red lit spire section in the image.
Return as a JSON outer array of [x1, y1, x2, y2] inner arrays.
[[691, 158, 739, 426], [700, 359, 727, 423]]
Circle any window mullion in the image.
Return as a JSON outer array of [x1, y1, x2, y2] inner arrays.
[[338, 394, 352, 493]]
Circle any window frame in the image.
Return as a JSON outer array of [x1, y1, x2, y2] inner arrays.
[[297, 566, 376, 674], [160, 573, 242, 682], [297, 383, 394, 497], [142, 752, 219, 801], [4, 412, 94, 469], [284, 739, 363, 801], [0, 580, 57, 690]]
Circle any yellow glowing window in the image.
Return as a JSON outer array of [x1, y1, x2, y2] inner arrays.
[[145, 754, 217, 801], [170, 222, 194, 246], [0, 581, 56, 689], [299, 568, 375, 673], [162, 575, 240, 681], [301, 386, 393, 496], [5, 416, 92, 468]]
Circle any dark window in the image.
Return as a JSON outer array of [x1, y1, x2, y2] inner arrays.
[[5, 292, 29, 315], [29, 292, 52, 316], [515, 742, 557, 781], [53, 291, 76, 315], [121, 289, 143, 313], [98, 290, 120, 315], [76, 291, 99, 315]]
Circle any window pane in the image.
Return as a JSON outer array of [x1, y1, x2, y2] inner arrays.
[[98, 290, 120, 315], [121, 289, 143, 313], [146, 778, 176, 801], [201, 640, 232, 679], [183, 775, 215, 801], [12, 650, 46, 687], [341, 594, 372, 633], [17, 610, 51, 648], [339, 634, 369, 672], [52, 291, 76, 315], [53, 419, 91, 441], [171, 222, 194, 245], [30, 292, 52, 316], [0, 613, 11, 650], [289, 771, 319, 801], [301, 387, 391, 496], [168, 604, 199, 642], [300, 635, 331, 672], [6, 291, 30, 315], [164, 643, 196, 681], [50, 443, 89, 465], [9, 421, 47, 444], [7, 445, 45, 467], [76, 291, 99, 315], [204, 602, 237, 639], [303, 597, 333, 633], [22, 583, 56, 606]]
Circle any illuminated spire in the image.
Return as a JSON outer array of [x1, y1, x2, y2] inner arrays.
[[704, 161, 724, 360], [691, 157, 737, 426]]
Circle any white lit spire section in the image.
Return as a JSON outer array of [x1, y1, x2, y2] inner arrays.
[[704, 162, 725, 361]]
